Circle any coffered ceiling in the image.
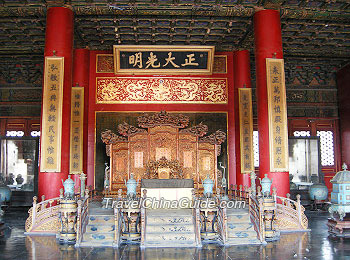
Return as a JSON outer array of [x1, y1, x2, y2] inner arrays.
[[0, 0, 349, 68]]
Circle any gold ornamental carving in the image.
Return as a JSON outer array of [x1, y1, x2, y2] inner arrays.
[[143, 157, 184, 179], [101, 111, 227, 192], [96, 77, 227, 104]]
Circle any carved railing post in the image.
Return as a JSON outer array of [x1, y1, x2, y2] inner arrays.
[[40, 195, 46, 210], [229, 184, 233, 200], [296, 194, 302, 227], [76, 200, 82, 245], [118, 189, 123, 200], [140, 189, 147, 248], [32, 196, 37, 228], [248, 188, 252, 211], [257, 186, 262, 197], [233, 184, 237, 199], [80, 173, 87, 198], [113, 207, 120, 247], [286, 193, 291, 207], [244, 185, 248, 201], [239, 185, 243, 199], [258, 196, 265, 242]]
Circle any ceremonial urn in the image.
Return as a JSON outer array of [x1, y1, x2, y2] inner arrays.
[[309, 183, 328, 201], [125, 173, 138, 199], [0, 177, 11, 203], [260, 174, 273, 196], [62, 175, 75, 199], [202, 174, 214, 198]]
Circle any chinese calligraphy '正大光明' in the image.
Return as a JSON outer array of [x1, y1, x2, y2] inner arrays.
[[129, 52, 200, 69]]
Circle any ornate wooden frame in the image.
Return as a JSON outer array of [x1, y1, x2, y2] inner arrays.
[[101, 111, 226, 191]]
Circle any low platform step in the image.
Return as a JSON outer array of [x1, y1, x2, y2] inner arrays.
[[143, 241, 198, 247], [227, 215, 251, 223], [83, 232, 114, 241], [88, 215, 114, 225], [146, 232, 195, 242], [85, 224, 115, 233], [225, 237, 261, 245], [146, 224, 194, 233], [78, 240, 114, 247], [227, 222, 255, 232], [227, 230, 259, 239], [146, 216, 193, 225]]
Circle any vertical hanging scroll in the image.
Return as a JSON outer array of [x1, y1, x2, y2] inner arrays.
[[266, 58, 289, 172], [238, 88, 254, 173], [70, 87, 84, 173], [40, 57, 64, 172]]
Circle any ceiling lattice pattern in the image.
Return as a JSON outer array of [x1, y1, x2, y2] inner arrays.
[[0, 0, 348, 66]]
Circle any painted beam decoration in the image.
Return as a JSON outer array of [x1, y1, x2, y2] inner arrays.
[[113, 45, 214, 75], [40, 57, 64, 172], [239, 88, 254, 173], [96, 77, 227, 104], [70, 86, 84, 174], [266, 58, 289, 172]]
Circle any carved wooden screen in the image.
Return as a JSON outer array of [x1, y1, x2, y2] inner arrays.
[[101, 111, 226, 192], [110, 142, 128, 191]]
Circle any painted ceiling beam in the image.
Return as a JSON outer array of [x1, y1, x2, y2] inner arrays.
[[0, 4, 349, 21]]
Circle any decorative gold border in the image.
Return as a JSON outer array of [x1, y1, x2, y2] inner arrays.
[[238, 88, 254, 173], [93, 111, 229, 188], [96, 54, 114, 73], [113, 45, 215, 75], [95, 77, 228, 104], [40, 57, 64, 172], [213, 55, 227, 74], [69, 87, 84, 174], [266, 58, 289, 172]]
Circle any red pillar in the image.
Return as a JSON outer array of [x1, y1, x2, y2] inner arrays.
[[233, 50, 252, 188], [71, 49, 90, 190], [337, 64, 350, 165], [254, 9, 289, 196], [38, 7, 74, 200]]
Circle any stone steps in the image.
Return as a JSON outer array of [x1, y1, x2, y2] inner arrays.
[[224, 208, 261, 245], [146, 215, 193, 225], [88, 215, 114, 225], [85, 223, 115, 233], [144, 209, 197, 247], [79, 210, 115, 247], [146, 223, 194, 233]]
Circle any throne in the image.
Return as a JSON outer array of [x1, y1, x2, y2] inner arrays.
[[143, 157, 184, 180], [101, 111, 226, 193]]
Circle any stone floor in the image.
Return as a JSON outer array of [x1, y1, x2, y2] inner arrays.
[[1, 207, 350, 260]]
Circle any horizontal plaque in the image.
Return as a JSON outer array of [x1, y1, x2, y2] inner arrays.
[[113, 45, 214, 75]]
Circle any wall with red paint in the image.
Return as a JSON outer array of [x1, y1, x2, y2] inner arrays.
[[337, 64, 350, 166], [86, 50, 235, 189]]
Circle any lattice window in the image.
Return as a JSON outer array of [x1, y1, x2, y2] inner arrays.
[[253, 131, 259, 167], [30, 131, 40, 137], [293, 131, 311, 137], [6, 131, 24, 137], [317, 130, 335, 166]]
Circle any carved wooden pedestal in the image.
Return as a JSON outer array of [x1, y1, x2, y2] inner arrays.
[[328, 217, 350, 237]]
